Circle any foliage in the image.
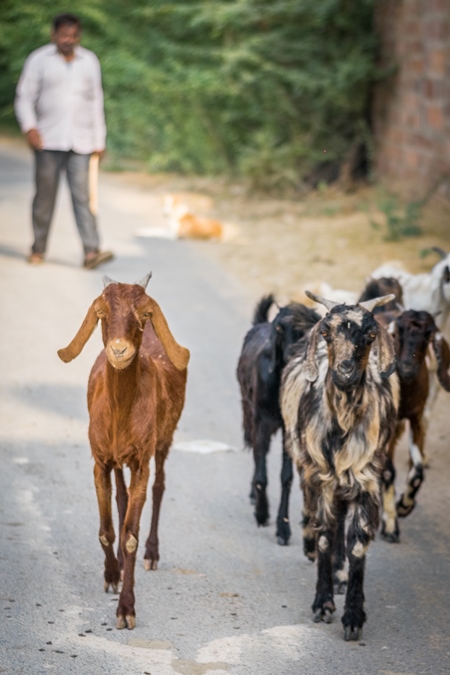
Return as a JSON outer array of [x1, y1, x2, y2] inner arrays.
[[369, 190, 423, 241], [0, 0, 378, 186]]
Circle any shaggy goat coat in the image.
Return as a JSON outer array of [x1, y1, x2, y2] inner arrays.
[[280, 294, 399, 640]]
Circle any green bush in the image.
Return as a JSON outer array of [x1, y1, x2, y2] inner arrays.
[[1, 0, 378, 186]]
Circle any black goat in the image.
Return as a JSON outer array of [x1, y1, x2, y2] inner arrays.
[[237, 295, 320, 545]]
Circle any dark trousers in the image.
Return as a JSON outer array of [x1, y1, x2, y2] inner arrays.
[[31, 150, 100, 255]]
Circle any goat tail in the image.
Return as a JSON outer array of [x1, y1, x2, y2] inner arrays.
[[252, 294, 275, 326], [58, 301, 99, 363]]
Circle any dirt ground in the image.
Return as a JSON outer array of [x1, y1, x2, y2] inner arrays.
[[109, 166, 450, 307], [3, 132, 448, 306]]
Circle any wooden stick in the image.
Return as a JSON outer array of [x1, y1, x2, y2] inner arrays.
[[89, 153, 99, 216]]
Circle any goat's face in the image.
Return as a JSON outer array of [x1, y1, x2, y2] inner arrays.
[[304, 290, 396, 385], [320, 307, 379, 390], [58, 274, 190, 371], [96, 285, 153, 370], [430, 249, 450, 306], [394, 310, 435, 380], [274, 309, 306, 364], [360, 277, 403, 313]]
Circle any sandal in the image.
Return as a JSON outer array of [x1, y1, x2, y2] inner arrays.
[[27, 252, 44, 265], [84, 250, 114, 270]]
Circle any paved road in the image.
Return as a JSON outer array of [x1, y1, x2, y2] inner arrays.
[[0, 139, 449, 675]]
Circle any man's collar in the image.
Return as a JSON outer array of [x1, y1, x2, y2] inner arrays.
[[50, 44, 82, 59]]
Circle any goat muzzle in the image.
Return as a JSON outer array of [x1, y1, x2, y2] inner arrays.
[[397, 361, 419, 380], [106, 340, 136, 370], [332, 364, 361, 389]]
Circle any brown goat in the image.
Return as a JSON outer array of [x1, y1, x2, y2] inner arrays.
[[380, 310, 450, 542], [58, 273, 189, 629]]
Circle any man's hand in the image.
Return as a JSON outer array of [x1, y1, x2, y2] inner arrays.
[[26, 129, 43, 150], [93, 149, 105, 161]]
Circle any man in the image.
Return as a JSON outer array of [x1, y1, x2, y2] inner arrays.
[[15, 13, 113, 269]]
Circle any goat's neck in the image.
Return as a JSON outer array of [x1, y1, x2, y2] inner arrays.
[[105, 356, 141, 412], [325, 372, 367, 431]]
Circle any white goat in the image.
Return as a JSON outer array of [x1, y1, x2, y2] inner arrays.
[[371, 248, 450, 331]]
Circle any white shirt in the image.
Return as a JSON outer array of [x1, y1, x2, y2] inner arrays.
[[15, 44, 106, 154]]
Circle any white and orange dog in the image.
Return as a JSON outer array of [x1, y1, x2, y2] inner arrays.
[[135, 193, 237, 241]]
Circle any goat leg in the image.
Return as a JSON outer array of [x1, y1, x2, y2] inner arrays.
[[93, 463, 121, 594], [332, 500, 348, 593], [397, 419, 425, 518], [251, 419, 272, 527], [341, 492, 378, 641], [276, 435, 293, 545], [312, 528, 336, 623], [301, 479, 317, 561], [117, 463, 150, 629], [114, 468, 128, 577], [144, 446, 169, 570], [381, 454, 400, 543]]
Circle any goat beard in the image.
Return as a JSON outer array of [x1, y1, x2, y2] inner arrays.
[[330, 369, 365, 391], [106, 354, 136, 370]]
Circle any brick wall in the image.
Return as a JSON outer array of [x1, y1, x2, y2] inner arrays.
[[373, 0, 450, 200]]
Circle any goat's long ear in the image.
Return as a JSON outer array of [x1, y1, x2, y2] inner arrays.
[[149, 299, 190, 371], [304, 322, 321, 382], [57, 301, 99, 363], [376, 323, 396, 378], [432, 332, 450, 391]]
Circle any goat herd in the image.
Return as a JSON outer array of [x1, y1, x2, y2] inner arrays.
[[58, 247, 450, 642]]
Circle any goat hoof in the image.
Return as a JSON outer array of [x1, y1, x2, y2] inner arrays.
[[381, 531, 400, 544], [255, 516, 269, 527], [313, 609, 323, 623], [344, 626, 361, 641], [334, 581, 347, 595], [104, 581, 120, 593], [116, 615, 127, 629], [254, 507, 269, 527], [126, 615, 136, 630], [116, 614, 136, 630], [276, 520, 291, 546], [396, 498, 415, 518], [313, 605, 334, 623], [144, 558, 158, 571]]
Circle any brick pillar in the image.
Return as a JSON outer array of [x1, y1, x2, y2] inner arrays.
[[373, 0, 450, 200]]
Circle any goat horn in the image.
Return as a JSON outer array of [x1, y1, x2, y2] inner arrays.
[[102, 275, 118, 288], [304, 290, 339, 312], [358, 294, 395, 313], [137, 272, 152, 289], [431, 246, 447, 259]]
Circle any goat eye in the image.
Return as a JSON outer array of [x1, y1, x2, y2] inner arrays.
[[142, 312, 152, 318], [96, 310, 105, 318]]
